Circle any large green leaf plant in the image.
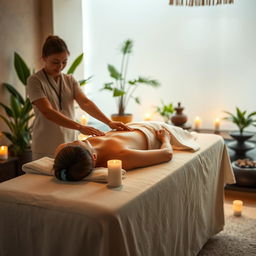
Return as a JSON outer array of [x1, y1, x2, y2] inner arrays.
[[101, 39, 160, 115], [0, 52, 88, 156], [223, 107, 256, 134]]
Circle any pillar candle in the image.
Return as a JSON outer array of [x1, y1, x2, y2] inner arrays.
[[214, 118, 220, 131], [80, 115, 88, 125], [144, 113, 152, 121], [194, 116, 201, 130], [233, 200, 243, 216], [107, 159, 122, 187], [0, 146, 8, 160]]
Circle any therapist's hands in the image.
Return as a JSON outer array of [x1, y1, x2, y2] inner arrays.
[[108, 121, 133, 131], [79, 125, 105, 136]]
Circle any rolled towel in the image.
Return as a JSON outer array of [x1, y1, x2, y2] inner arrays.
[[22, 157, 126, 183]]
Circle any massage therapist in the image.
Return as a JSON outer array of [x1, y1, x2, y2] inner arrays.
[[27, 35, 130, 160]]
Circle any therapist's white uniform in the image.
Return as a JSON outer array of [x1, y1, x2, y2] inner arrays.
[[27, 69, 83, 160]]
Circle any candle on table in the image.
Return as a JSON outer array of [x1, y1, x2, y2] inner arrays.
[[194, 116, 201, 130], [107, 159, 122, 187], [144, 113, 152, 121], [80, 115, 88, 125], [233, 200, 243, 216], [78, 133, 89, 141], [0, 146, 8, 160], [214, 118, 220, 132]]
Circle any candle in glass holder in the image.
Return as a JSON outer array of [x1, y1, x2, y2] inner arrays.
[[0, 146, 8, 160], [80, 115, 88, 125], [214, 118, 220, 131], [233, 200, 243, 216], [107, 159, 122, 187], [194, 116, 201, 130]]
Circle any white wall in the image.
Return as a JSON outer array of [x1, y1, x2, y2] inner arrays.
[[83, 0, 256, 131]]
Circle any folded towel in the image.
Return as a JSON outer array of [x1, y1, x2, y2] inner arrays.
[[128, 121, 200, 151], [22, 157, 126, 183]]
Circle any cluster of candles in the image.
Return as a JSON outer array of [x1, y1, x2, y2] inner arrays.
[[143, 112, 221, 131], [194, 116, 220, 131]]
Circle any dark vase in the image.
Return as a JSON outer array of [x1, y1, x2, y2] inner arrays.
[[228, 131, 255, 157], [171, 102, 187, 127]]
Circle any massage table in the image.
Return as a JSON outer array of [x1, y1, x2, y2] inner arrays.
[[0, 133, 235, 256]]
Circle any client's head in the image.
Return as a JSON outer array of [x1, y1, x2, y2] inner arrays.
[[53, 140, 96, 181]]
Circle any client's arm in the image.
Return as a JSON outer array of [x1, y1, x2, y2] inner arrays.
[[120, 130, 173, 170]]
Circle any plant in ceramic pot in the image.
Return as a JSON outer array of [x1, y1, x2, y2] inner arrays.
[[0, 52, 89, 165], [223, 107, 256, 156], [155, 101, 174, 123], [101, 39, 160, 123]]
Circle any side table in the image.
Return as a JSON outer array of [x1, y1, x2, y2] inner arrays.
[[0, 157, 19, 182]]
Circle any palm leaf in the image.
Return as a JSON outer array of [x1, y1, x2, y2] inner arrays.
[[0, 102, 14, 117], [67, 53, 83, 74], [108, 65, 122, 80], [137, 77, 160, 87], [14, 52, 30, 85], [121, 40, 133, 54], [10, 95, 21, 119], [79, 75, 93, 86], [113, 88, 125, 97], [3, 83, 25, 104]]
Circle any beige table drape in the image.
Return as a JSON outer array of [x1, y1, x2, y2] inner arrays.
[[0, 133, 235, 256]]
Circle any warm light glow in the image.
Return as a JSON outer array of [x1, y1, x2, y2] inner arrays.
[[107, 159, 122, 187], [144, 112, 153, 121], [214, 118, 220, 131], [194, 116, 201, 130], [0, 146, 8, 160], [80, 115, 88, 125], [78, 133, 89, 141], [233, 200, 243, 217]]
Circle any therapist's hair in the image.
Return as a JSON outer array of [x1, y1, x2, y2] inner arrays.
[[42, 35, 70, 57], [53, 145, 93, 181]]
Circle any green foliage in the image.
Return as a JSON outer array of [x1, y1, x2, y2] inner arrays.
[[155, 101, 174, 123], [223, 107, 256, 134], [14, 52, 31, 86], [101, 39, 160, 115], [1, 52, 88, 156]]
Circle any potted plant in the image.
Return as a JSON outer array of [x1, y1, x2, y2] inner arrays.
[[0, 52, 89, 168], [155, 101, 174, 123], [223, 107, 256, 156], [101, 39, 160, 123]]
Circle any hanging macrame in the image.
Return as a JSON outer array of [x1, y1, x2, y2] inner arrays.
[[169, 0, 234, 6]]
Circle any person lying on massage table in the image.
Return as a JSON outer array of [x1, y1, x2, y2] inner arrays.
[[54, 128, 173, 181], [53, 121, 199, 181]]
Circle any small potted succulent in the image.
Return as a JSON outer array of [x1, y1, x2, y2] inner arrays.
[[155, 101, 174, 123], [101, 39, 160, 123]]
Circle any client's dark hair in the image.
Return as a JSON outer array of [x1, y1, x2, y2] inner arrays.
[[53, 145, 93, 181]]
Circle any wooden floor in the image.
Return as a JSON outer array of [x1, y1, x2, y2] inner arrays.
[[225, 189, 256, 206]]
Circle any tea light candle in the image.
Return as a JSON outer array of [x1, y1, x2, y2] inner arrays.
[[80, 115, 88, 125], [144, 113, 152, 121], [233, 200, 243, 216], [107, 159, 122, 187], [194, 116, 201, 130], [214, 118, 220, 131], [0, 146, 8, 160], [78, 133, 89, 141]]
